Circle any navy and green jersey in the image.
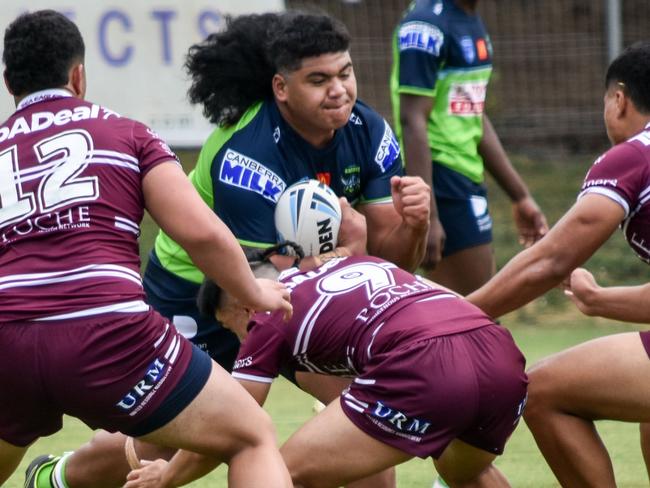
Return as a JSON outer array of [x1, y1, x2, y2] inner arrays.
[[155, 99, 402, 283], [390, 0, 493, 183]]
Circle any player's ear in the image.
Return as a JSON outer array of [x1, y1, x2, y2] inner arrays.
[[197, 279, 222, 318], [272, 73, 288, 102], [614, 84, 629, 118], [68, 62, 86, 99]]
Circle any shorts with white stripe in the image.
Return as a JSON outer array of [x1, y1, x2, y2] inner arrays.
[[0, 308, 210, 446]]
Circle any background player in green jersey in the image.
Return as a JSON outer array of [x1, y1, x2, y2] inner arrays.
[[391, 0, 547, 295]]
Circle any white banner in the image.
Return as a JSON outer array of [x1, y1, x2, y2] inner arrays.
[[0, 1, 284, 146]]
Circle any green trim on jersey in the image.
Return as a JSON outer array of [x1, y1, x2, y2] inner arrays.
[[390, 35, 491, 184], [426, 65, 491, 183], [237, 238, 276, 249], [359, 196, 393, 205], [153, 102, 264, 283]]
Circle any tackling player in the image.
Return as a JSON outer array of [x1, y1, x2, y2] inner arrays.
[[29, 11, 429, 488], [0, 10, 292, 488], [124, 251, 528, 488], [467, 41, 650, 486]]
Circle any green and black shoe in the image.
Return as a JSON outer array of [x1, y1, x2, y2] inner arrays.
[[24, 454, 60, 488]]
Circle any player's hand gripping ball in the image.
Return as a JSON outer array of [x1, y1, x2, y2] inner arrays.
[[274, 179, 342, 256]]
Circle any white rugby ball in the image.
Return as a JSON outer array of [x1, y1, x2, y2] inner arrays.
[[274, 179, 342, 256]]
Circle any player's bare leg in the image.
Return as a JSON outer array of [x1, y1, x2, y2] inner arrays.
[[139, 361, 291, 488], [61, 431, 175, 488], [281, 400, 410, 488], [426, 244, 495, 295], [296, 372, 397, 488], [524, 332, 650, 487], [433, 439, 508, 488], [282, 400, 505, 488], [0, 438, 27, 485]]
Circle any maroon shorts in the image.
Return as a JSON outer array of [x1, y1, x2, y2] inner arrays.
[[340, 324, 528, 459], [0, 309, 211, 446]]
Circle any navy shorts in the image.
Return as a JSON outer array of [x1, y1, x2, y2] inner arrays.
[[433, 162, 493, 256], [340, 324, 528, 459], [0, 309, 211, 446], [143, 250, 240, 372]]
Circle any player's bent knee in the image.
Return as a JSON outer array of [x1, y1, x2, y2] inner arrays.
[[86, 430, 127, 454], [523, 364, 561, 430], [224, 408, 278, 461], [281, 448, 322, 488]]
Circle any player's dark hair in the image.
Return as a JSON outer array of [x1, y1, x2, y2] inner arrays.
[[185, 11, 350, 126], [196, 241, 304, 318], [269, 12, 351, 74], [3, 10, 85, 96], [605, 41, 650, 114]]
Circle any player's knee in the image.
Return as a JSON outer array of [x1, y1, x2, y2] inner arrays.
[[86, 430, 126, 453], [523, 360, 558, 424], [438, 463, 503, 487], [230, 408, 278, 457], [280, 445, 321, 488]]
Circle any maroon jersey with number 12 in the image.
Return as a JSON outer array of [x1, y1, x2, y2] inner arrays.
[[0, 89, 179, 321]]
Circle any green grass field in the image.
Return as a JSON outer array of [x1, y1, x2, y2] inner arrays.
[[6, 152, 649, 487]]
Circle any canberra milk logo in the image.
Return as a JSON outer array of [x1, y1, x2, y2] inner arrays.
[[219, 149, 286, 202], [374, 121, 400, 173], [398, 21, 444, 56]]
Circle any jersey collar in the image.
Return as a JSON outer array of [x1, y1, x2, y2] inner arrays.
[[16, 89, 73, 111]]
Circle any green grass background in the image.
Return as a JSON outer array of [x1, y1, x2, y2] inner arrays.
[[6, 152, 649, 487]]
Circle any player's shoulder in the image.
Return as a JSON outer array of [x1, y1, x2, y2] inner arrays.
[[400, 0, 451, 27], [203, 101, 268, 150], [201, 100, 281, 169], [598, 131, 650, 169], [347, 99, 386, 131], [348, 100, 401, 173]]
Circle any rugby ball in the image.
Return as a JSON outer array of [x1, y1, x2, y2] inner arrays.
[[274, 179, 342, 256]]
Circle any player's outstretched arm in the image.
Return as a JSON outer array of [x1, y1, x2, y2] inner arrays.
[[565, 268, 650, 323], [125, 451, 218, 488], [142, 162, 292, 318], [467, 194, 622, 318], [480, 115, 548, 246]]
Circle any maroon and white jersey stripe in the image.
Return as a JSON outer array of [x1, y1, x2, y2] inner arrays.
[[0, 89, 179, 321], [231, 256, 494, 384], [579, 123, 650, 263]]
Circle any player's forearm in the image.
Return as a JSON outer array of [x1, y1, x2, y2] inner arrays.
[[467, 245, 568, 318], [183, 223, 260, 307], [480, 115, 529, 202], [401, 124, 437, 209], [370, 221, 428, 272], [160, 450, 219, 488], [577, 284, 650, 323]]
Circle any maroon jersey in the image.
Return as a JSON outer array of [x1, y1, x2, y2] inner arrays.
[[0, 89, 179, 321], [232, 255, 494, 383], [580, 123, 650, 263]]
